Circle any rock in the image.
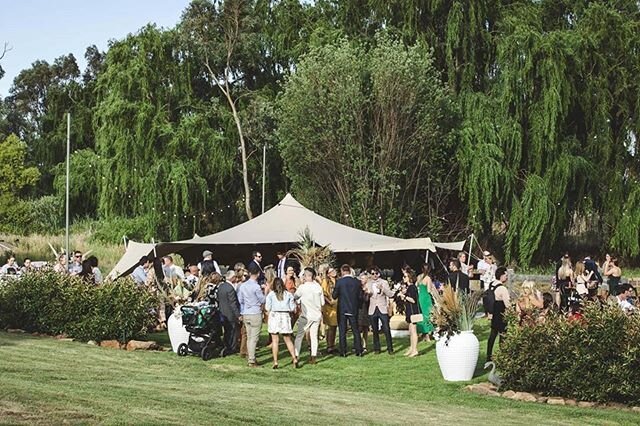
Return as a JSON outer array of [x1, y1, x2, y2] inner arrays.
[[100, 340, 122, 349], [467, 385, 500, 397], [7, 328, 26, 334], [125, 340, 159, 351], [565, 399, 577, 406], [578, 401, 597, 408], [87, 340, 98, 346], [606, 402, 627, 410], [512, 392, 538, 403], [632, 406, 640, 413], [502, 390, 516, 399], [54, 334, 69, 339], [476, 382, 497, 391], [536, 397, 548, 403], [547, 397, 566, 406]]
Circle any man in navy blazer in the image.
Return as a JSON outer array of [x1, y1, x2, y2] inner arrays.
[[332, 264, 363, 357]]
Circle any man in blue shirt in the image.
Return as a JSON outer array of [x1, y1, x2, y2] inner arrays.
[[237, 264, 265, 367]]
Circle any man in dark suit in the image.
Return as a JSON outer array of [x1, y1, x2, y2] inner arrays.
[[276, 250, 288, 278], [449, 259, 470, 293], [247, 251, 265, 285], [332, 264, 363, 357], [218, 270, 241, 356]]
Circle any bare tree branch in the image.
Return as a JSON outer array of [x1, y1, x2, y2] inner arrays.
[[0, 42, 11, 61]]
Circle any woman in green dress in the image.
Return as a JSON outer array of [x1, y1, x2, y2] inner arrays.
[[417, 265, 435, 341]]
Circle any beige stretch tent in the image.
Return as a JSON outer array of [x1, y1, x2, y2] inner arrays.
[[109, 194, 465, 279]]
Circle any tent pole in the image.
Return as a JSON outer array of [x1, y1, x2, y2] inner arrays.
[[151, 238, 157, 259], [467, 233, 474, 267], [436, 253, 448, 275], [123, 235, 127, 249]]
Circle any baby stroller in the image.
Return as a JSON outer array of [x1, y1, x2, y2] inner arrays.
[[177, 286, 224, 361]]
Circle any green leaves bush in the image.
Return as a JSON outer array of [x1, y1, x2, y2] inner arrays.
[[0, 270, 155, 342], [496, 304, 640, 404]]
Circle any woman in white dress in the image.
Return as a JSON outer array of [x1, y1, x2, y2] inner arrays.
[[265, 277, 298, 369]]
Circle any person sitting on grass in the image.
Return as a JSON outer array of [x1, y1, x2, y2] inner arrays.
[[265, 277, 298, 369]]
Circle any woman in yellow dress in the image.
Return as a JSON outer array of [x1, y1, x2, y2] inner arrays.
[[321, 267, 338, 354]]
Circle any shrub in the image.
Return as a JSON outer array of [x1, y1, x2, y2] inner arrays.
[[0, 270, 156, 342], [495, 303, 640, 405], [27, 195, 64, 234], [88, 216, 153, 244]]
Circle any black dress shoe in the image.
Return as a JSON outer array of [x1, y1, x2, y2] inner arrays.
[[355, 352, 364, 357], [340, 353, 348, 357], [374, 350, 381, 355]]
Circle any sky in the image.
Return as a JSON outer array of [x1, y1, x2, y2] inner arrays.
[[0, 0, 191, 96]]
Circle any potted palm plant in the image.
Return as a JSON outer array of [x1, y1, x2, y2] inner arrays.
[[286, 227, 334, 271], [431, 286, 483, 381]]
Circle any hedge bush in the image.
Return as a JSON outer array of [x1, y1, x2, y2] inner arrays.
[[495, 303, 640, 405], [0, 270, 156, 342]]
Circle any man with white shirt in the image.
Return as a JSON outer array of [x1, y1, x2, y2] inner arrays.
[[162, 256, 185, 282], [294, 267, 325, 365], [476, 251, 492, 290], [617, 284, 636, 313]]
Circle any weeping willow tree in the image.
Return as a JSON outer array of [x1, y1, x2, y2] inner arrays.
[[457, 1, 640, 265], [94, 26, 237, 240]]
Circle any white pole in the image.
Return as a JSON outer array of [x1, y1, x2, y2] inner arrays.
[[467, 233, 474, 270], [65, 112, 71, 265], [151, 238, 157, 258], [261, 144, 266, 214]]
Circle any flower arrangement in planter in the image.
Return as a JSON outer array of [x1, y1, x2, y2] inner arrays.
[[431, 285, 484, 381]]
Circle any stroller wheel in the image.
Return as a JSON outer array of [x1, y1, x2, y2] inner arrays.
[[177, 343, 189, 357], [201, 346, 215, 361]]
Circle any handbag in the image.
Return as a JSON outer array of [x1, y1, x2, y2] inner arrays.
[[410, 289, 424, 323]]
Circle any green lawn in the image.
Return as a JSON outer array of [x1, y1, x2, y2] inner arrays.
[[0, 322, 637, 425]]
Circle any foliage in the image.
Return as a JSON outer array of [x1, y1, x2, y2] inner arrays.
[[286, 227, 335, 272], [431, 286, 484, 341], [0, 270, 155, 342], [1, 0, 640, 264], [496, 304, 640, 404], [0, 134, 40, 233], [26, 195, 63, 234], [0, 134, 40, 195], [278, 33, 459, 238]]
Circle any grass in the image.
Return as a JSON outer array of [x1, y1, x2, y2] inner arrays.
[[0, 321, 637, 425]]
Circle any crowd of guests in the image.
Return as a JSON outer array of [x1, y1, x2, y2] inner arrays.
[[484, 253, 637, 361], [127, 247, 638, 367], [130, 249, 450, 368], [0, 251, 102, 285]]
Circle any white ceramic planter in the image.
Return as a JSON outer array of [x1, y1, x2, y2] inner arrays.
[[167, 311, 190, 353], [435, 330, 479, 382]]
